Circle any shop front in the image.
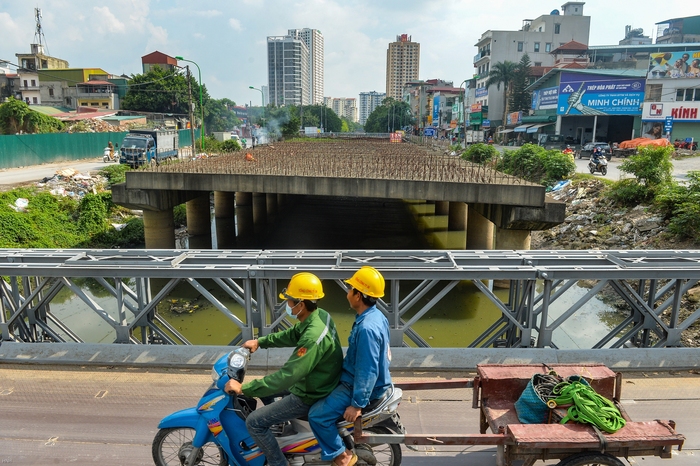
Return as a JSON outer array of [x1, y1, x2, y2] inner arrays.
[[641, 101, 700, 144]]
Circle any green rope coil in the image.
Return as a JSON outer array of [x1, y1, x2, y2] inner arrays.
[[552, 381, 626, 434]]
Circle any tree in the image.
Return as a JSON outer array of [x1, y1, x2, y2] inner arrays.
[[341, 116, 362, 133], [0, 97, 64, 134], [509, 54, 533, 114], [364, 98, 414, 133], [205, 98, 240, 133], [486, 61, 519, 126], [121, 66, 209, 117]]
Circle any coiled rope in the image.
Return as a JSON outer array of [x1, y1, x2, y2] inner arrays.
[[551, 380, 626, 434]]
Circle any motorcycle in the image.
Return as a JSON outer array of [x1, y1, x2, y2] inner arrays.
[[152, 346, 405, 466], [103, 146, 117, 163], [588, 155, 608, 176]]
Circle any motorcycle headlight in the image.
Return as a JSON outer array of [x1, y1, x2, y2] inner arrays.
[[211, 367, 221, 382], [229, 353, 246, 369]]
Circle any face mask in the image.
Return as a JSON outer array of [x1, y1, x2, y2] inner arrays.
[[285, 302, 301, 319]]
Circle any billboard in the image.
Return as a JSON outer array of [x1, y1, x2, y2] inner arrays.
[[433, 95, 441, 125], [648, 50, 700, 78], [475, 87, 488, 98], [532, 87, 558, 110], [642, 102, 700, 122], [557, 72, 645, 115]]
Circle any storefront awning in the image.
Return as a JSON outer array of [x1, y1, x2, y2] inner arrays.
[[513, 125, 532, 132], [497, 129, 514, 134], [526, 123, 555, 133]]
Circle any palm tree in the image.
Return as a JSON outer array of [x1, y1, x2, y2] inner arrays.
[[486, 61, 519, 127]]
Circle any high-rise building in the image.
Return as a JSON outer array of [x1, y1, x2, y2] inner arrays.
[[267, 34, 310, 106], [386, 34, 420, 100], [359, 91, 386, 125], [326, 97, 358, 122], [261, 85, 269, 106], [289, 28, 324, 104], [267, 28, 324, 106]]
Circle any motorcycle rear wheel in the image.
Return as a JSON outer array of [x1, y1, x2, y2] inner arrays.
[[356, 426, 402, 466], [152, 427, 227, 466]]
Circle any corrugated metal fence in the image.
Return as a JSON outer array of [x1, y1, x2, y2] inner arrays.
[[0, 129, 199, 169]]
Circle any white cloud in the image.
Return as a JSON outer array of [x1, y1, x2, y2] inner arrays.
[[193, 33, 205, 40], [93, 6, 126, 34], [229, 18, 243, 31]]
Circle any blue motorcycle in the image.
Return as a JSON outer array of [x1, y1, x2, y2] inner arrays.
[[152, 347, 404, 466]]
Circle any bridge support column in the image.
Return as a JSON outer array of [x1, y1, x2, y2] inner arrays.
[[447, 202, 468, 250], [266, 193, 277, 222], [466, 207, 494, 250], [253, 193, 268, 232], [495, 227, 531, 251], [186, 193, 212, 249], [143, 209, 175, 249], [214, 192, 236, 249], [236, 192, 254, 248], [435, 201, 449, 216]]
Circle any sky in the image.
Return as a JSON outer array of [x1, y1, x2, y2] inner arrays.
[[1, 0, 699, 107]]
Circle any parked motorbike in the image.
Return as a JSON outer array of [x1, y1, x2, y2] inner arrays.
[[588, 155, 608, 176], [674, 139, 698, 151], [103, 146, 117, 163], [152, 346, 404, 466]]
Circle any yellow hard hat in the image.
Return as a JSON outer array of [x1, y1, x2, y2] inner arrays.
[[279, 272, 324, 301], [344, 266, 385, 298]]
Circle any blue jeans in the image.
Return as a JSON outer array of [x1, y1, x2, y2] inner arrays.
[[246, 393, 309, 466], [308, 383, 353, 461]]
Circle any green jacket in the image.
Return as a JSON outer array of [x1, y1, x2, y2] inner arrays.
[[242, 308, 343, 405]]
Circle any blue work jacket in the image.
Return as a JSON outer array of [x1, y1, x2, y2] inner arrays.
[[339, 305, 392, 408]]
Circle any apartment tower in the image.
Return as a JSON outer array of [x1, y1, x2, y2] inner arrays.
[[386, 34, 420, 100], [289, 28, 324, 104], [267, 34, 310, 106]]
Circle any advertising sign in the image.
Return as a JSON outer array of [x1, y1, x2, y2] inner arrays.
[[471, 103, 482, 113], [482, 119, 491, 128], [642, 102, 700, 122], [506, 111, 521, 126], [475, 87, 488, 98], [532, 87, 559, 110], [557, 72, 645, 115], [648, 50, 700, 78], [433, 95, 441, 124], [423, 127, 436, 137]]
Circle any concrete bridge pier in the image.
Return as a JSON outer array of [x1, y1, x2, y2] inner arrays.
[[236, 192, 254, 248], [495, 227, 531, 250], [143, 209, 176, 249], [214, 192, 236, 249], [253, 193, 268, 231], [266, 194, 278, 221], [186, 193, 212, 250], [447, 202, 468, 250], [466, 207, 494, 250], [435, 201, 449, 216]]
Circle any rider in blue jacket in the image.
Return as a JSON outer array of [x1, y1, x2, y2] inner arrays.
[[309, 266, 391, 466]]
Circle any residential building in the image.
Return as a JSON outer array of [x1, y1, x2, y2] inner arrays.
[[404, 79, 463, 129], [473, 2, 591, 128], [267, 34, 310, 106], [289, 28, 324, 104], [619, 25, 652, 46], [0, 67, 20, 102], [359, 91, 385, 125], [327, 97, 358, 122], [386, 34, 420, 100], [261, 85, 269, 106], [36, 68, 117, 109], [655, 16, 700, 44], [142, 51, 178, 73], [17, 69, 41, 105], [15, 43, 68, 71]]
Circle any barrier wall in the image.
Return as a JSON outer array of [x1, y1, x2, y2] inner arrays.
[[0, 129, 199, 169]]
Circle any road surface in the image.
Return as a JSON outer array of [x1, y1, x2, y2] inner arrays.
[[0, 364, 697, 465]]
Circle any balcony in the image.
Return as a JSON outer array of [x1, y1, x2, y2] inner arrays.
[[19, 85, 40, 91]]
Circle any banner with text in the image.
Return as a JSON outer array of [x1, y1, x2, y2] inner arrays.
[[557, 72, 645, 115], [532, 87, 559, 110], [648, 50, 700, 79], [642, 102, 700, 122]]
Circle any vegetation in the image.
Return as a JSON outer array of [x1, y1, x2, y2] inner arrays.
[[655, 171, 700, 242], [486, 61, 518, 125], [364, 98, 414, 133], [497, 143, 576, 186], [607, 146, 674, 205], [509, 54, 533, 114], [461, 143, 498, 164], [0, 97, 65, 134]]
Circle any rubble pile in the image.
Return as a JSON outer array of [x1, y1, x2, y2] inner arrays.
[[533, 179, 670, 251], [64, 119, 140, 133], [35, 168, 108, 199]]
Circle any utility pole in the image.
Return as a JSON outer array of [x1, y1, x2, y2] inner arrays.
[[186, 66, 196, 155]]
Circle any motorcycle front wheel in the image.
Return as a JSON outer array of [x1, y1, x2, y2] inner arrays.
[[589, 165, 595, 174], [356, 426, 402, 466], [152, 427, 227, 466], [601, 166, 608, 175]]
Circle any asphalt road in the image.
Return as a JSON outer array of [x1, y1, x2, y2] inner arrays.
[[573, 152, 700, 182], [0, 157, 109, 188], [0, 364, 698, 466]]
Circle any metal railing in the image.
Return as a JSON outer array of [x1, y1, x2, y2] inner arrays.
[[2, 249, 700, 349]]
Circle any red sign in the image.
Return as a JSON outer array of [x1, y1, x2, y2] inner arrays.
[[471, 103, 482, 112]]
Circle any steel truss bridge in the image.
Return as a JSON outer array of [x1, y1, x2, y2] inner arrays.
[[1, 249, 700, 349]]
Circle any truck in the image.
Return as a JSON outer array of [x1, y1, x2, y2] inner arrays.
[[538, 133, 567, 150], [119, 130, 179, 167], [465, 129, 484, 144]]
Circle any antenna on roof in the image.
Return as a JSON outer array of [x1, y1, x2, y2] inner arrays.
[[33, 7, 50, 55]]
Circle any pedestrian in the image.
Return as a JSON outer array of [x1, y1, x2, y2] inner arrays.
[[308, 266, 392, 466], [225, 272, 343, 466]]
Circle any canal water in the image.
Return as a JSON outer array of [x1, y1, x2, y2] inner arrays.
[[47, 196, 622, 348]]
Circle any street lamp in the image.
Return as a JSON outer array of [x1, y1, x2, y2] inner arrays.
[[460, 79, 469, 147], [249, 86, 265, 128], [176, 56, 204, 151]]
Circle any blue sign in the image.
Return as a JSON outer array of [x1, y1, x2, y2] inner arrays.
[[557, 73, 645, 115], [432, 96, 441, 124], [482, 119, 491, 128], [665, 116, 674, 132], [475, 87, 488, 98], [532, 87, 559, 110], [423, 127, 436, 137]]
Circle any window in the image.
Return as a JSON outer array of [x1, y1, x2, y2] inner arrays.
[[31, 80, 36, 87], [646, 84, 662, 101], [545, 43, 552, 52], [555, 24, 561, 34], [32, 97, 38, 104], [534, 62, 542, 67], [534, 42, 540, 52], [676, 88, 700, 101], [49, 88, 54, 97], [517, 41, 524, 52], [23, 80, 28, 87]]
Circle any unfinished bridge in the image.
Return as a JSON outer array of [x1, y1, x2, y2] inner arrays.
[[111, 137, 565, 250]]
